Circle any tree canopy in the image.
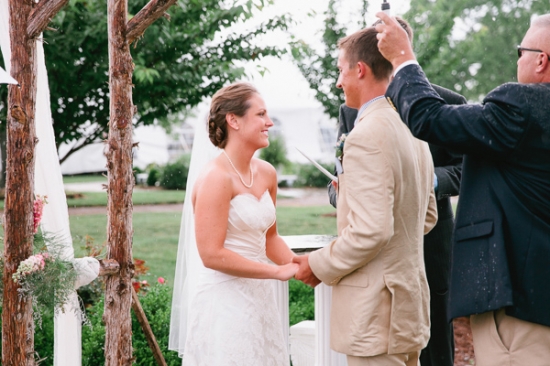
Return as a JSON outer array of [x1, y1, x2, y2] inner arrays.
[[291, 0, 546, 115], [408, 0, 547, 101], [0, 0, 289, 162], [291, 0, 368, 120]]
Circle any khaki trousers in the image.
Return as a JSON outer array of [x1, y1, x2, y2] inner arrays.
[[470, 308, 550, 366], [346, 351, 420, 366]]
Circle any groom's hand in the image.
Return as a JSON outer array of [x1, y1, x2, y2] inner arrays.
[[293, 254, 321, 287]]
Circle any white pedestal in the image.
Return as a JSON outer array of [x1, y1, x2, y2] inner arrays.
[[315, 284, 348, 366], [290, 320, 316, 366]]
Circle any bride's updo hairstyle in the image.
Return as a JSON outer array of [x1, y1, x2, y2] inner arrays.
[[208, 82, 259, 148]]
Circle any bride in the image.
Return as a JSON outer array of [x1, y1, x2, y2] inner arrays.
[[169, 82, 298, 365]]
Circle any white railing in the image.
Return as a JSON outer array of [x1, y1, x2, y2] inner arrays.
[[277, 235, 348, 366]]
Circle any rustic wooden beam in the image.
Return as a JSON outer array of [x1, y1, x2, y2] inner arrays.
[[131, 287, 168, 366], [126, 0, 177, 44], [103, 0, 135, 364], [3, 0, 38, 364], [99, 259, 120, 276], [27, 0, 70, 39]]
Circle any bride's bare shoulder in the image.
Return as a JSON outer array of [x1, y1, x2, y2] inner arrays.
[[254, 158, 277, 177], [193, 156, 233, 199]]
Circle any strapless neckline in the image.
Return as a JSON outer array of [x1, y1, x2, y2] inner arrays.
[[231, 189, 270, 203]]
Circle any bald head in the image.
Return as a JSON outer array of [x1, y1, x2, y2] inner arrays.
[[517, 14, 550, 83], [529, 14, 550, 52]]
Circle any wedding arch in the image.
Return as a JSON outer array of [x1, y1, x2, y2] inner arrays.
[[1, 0, 175, 364]]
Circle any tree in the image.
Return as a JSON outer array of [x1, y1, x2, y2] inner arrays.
[[291, 0, 368, 120], [292, 0, 546, 108], [0, 0, 290, 164], [407, 0, 548, 101]]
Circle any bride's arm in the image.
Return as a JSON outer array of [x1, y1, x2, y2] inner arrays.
[[264, 167, 296, 266], [194, 165, 297, 281]]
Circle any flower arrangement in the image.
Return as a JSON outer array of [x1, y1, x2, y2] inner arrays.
[[12, 253, 50, 283], [14, 231, 78, 324], [0, 195, 79, 324], [335, 133, 348, 162]]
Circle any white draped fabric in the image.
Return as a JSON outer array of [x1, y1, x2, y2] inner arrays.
[[1, 2, 99, 365], [0, 65, 17, 84]]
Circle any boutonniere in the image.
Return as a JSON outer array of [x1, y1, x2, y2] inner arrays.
[[335, 133, 348, 162]]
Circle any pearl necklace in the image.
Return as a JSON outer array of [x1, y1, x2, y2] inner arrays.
[[222, 150, 253, 188]]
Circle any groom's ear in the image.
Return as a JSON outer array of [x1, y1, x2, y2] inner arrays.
[[226, 113, 240, 131]]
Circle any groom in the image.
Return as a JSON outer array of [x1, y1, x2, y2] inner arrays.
[[294, 26, 437, 366]]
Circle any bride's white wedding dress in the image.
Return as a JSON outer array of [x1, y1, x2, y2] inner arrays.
[[182, 190, 289, 366]]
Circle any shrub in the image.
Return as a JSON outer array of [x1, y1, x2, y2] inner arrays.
[[146, 165, 161, 187], [260, 136, 289, 170], [289, 278, 315, 326], [82, 284, 181, 366], [294, 162, 334, 188], [159, 155, 190, 190]]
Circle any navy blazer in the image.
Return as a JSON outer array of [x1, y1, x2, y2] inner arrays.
[[387, 64, 550, 327]]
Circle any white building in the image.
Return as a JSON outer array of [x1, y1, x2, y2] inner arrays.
[[59, 104, 337, 175]]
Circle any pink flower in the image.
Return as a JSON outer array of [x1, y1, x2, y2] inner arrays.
[[157, 277, 165, 285], [33, 195, 48, 234]]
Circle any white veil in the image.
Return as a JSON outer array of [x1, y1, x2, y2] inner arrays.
[[169, 114, 221, 356]]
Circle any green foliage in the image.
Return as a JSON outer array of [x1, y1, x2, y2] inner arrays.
[[259, 136, 289, 169], [291, 0, 369, 119], [81, 284, 181, 365], [147, 165, 162, 187], [289, 278, 315, 326], [294, 163, 334, 188], [1, 0, 290, 161], [292, 0, 543, 107], [159, 155, 191, 190], [404, 0, 543, 100]]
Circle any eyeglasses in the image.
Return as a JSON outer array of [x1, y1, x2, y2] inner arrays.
[[517, 45, 550, 60]]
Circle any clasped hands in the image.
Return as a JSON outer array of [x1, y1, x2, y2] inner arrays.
[[292, 254, 321, 287]]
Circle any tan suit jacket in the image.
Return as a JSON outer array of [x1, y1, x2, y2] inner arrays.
[[309, 98, 438, 357]]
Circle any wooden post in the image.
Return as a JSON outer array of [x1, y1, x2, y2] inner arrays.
[[103, 0, 135, 363], [103, 0, 175, 364], [2, 0, 68, 364], [131, 288, 167, 366], [3, 1, 37, 364]]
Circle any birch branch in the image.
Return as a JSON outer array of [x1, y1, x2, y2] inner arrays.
[[27, 0, 70, 39], [126, 0, 177, 44]]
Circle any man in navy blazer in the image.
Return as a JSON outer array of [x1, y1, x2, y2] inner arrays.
[[375, 12, 550, 366]]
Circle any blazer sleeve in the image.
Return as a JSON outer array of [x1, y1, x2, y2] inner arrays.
[[424, 188, 438, 234], [311, 128, 394, 285], [429, 84, 465, 199], [387, 64, 530, 158]]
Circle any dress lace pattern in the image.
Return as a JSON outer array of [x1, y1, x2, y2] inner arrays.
[[182, 190, 289, 366]]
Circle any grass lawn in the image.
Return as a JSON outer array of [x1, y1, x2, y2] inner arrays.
[[70, 212, 183, 285], [67, 205, 337, 285], [66, 190, 186, 208], [0, 189, 186, 210], [63, 174, 108, 184]]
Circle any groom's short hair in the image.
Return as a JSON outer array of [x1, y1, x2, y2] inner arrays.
[[338, 16, 413, 81], [337, 27, 392, 81]]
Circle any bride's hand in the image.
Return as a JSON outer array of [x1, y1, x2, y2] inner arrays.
[[275, 262, 299, 281]]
